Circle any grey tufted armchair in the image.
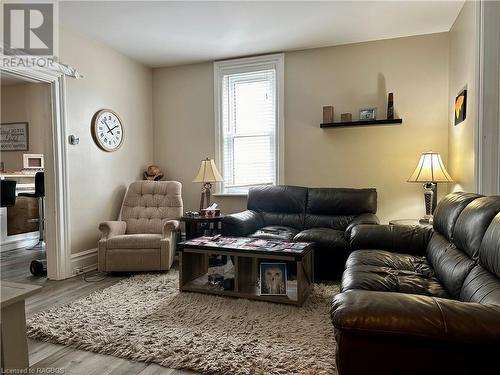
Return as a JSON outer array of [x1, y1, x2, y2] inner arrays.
[[98, 180, 183, 272]]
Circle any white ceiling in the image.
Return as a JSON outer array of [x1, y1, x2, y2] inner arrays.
[[59, 1, 464, 67]]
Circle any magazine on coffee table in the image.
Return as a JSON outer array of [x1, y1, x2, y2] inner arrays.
[[180, 236, 312, 254]]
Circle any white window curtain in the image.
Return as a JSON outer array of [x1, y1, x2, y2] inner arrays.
[[214, 54, 284, 194]]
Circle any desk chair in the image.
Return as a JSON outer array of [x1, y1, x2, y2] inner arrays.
[[1, 180, 17, 207], [18, 172, 45, 249]]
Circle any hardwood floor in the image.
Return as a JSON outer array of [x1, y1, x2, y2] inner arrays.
[[1, 247, 196, 375]]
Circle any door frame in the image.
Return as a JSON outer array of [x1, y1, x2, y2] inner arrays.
[[475, 0, 500, 195], [1, 65, 75, 280]]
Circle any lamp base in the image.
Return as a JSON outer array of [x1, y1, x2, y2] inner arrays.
[[420, 182, 437, 224], [199, 182, 213, 212]]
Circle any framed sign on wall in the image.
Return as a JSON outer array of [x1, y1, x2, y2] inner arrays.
[[1, 122, 29, 151]]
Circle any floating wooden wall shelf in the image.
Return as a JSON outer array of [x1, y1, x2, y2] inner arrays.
[[320, 118, 403, 128]]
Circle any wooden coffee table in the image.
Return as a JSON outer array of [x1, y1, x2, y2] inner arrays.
[[178, 237, 314, 306]]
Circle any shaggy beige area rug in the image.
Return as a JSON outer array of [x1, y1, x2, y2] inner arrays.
[[27, 271, 338, 374]]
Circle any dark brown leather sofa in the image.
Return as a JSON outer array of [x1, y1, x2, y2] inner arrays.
[[222, 185, 379, 279], [331, 192, 500, 375]]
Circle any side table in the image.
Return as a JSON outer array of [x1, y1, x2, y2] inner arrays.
[[389, 219, 432, 228], [181, 215, 225, 240]]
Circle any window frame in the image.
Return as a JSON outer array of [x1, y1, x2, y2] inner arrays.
[[213, 53, 285, 196]]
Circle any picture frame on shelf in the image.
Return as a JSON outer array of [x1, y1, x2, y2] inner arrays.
[[359, 108, 377, 120]]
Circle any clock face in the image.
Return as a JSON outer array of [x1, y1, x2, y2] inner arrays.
[[91, 109, 124, 152]]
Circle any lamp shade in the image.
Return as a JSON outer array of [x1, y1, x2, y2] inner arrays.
[[192, 158, 223, 183], [407, 152, 453, 183]]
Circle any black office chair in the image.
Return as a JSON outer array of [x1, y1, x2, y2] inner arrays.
[[18, 172, 45, 249], [1, 180, 17, 207]]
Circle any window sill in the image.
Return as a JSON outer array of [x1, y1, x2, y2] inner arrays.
[[213, 193, 248, 197]]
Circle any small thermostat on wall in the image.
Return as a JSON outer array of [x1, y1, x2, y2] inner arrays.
[[69, 135, 80, 145]]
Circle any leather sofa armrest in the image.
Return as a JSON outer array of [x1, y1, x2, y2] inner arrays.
[[98, 221, 127, 240], [331, 290, 500, 343], [221, 210, 263, 236], [345, 213, 380, 238], [162, 219, 180, 237], [349, 224, 432, 255]]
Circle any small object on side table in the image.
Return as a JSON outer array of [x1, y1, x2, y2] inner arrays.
[[389, 219, 432, 228]]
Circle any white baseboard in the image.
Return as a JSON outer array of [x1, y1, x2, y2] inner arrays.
[[70, 248, 98, 275]]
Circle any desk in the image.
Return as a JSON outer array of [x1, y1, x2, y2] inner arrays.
[[1, 171, 39, 251], [1, 281, 41, 371]]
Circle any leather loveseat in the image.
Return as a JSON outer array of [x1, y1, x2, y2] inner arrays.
[[222, 185, 379, 279], [331, 192, 500, 375]]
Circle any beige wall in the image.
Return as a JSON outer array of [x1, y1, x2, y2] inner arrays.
[[60, 28, 153, 254], [153, 33, 450, 223], [1, 82, 51, 170], [448, 1, 477, 193]]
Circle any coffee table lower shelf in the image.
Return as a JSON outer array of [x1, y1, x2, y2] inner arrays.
[[179, 247, 314, 306]]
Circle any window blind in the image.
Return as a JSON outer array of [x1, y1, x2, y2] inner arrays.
[[221, 68, 277, 193]]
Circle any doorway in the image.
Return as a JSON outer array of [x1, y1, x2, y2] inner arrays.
[[0, 66, 73, 281], [1, 73, 51, 282]]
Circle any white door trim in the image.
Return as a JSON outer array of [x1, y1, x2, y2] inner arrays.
[[1, 66, 73, 280], [475, 0, 500, 195]]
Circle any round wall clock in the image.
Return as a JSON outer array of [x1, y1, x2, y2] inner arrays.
[[91, 109, 124, 152]]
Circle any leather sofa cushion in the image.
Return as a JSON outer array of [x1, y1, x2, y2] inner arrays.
[[107, 234, 162, 249], [306, 188, 377, 215], [453, 197, 500, 259], [479, 213, 500, 278], [432, 192, 481, 242], [248, 185, 307, 214], [304, 214, 354, 231], [426, 232, 476, 299], [260, 212, 304, 230], [460, 265, 500, 305], [341, 264, 449, 298], [346, 250, 434, 276], [294, 228, 349, 249], [350, 224, 432, 256], [249, 226, 300, 241]]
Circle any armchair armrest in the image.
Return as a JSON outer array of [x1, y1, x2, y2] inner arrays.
[[222, 210, 263, 237], [162, 219, 180, 237], [345, 213, 380, 238], [331, 290, 500, 343], [98, 221, 127, 239], [349, 224, 432, 256]]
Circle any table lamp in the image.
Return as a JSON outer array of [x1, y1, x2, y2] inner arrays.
[[193, 158, 223, 212], [407, 151, 453, 223]]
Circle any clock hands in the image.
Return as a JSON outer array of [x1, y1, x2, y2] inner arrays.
[[103, 119, 112, 133], [107, 125, 119, 135]]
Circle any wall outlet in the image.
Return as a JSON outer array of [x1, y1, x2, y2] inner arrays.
[[74, 267, 84, 275]]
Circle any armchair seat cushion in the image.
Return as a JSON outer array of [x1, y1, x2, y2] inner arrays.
[[341, 263, 450, 298], [294, 228, 349, 249], [107, 234, 162, 249], [249, 226, 299, 241]]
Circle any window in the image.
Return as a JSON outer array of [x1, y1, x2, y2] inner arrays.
[[214, 54, 284, 194]]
